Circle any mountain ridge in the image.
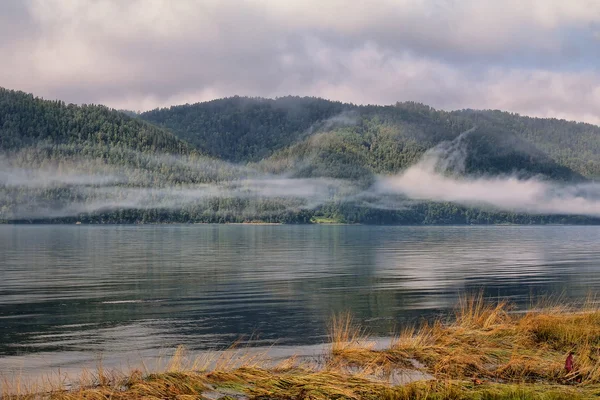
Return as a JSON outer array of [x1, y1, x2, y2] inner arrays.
[[2, 87, 600, 224]]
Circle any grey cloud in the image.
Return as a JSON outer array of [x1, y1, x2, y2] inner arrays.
[[0, 1, 37, 44], [2, 0, 600, 123]]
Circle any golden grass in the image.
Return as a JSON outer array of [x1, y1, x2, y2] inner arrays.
[[6, 294, 600, 399], [331, 293, 600, 387], [4, 370, 595, 400], [455, 292, 512, 329], [329, 311, 371, 354]]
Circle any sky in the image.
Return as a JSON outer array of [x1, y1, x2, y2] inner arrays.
[[2, 0, 600, 123]]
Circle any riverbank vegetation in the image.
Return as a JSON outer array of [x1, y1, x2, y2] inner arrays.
[[4, 294, 600, 399]]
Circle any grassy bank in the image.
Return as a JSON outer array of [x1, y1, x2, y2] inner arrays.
[[4, 294, 600, 399]]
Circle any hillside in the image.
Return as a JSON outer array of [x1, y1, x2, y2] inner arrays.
[[0, 89, 305, 224], [0, 88, 190, 154], [141, 98, 596, 180], [140, 96, 351, 162], [2, 88, 600, 224], [453, 109, 600, 179]]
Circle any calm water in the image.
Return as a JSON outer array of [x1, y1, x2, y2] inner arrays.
[[1, 225, 600, 375]]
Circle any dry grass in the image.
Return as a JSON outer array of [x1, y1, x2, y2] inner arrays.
[[6, 294, 600, 399], [329, 312, 372, 354], [455, 292, 512, 329], [330, 292, 600, 388]]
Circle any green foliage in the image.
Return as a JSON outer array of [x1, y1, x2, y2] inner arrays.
[[0, 88, 191, 154], [142, 98, 589, 181], [458, 109, 600, 178], [141, 95, 350, 162], [3, 88, 600, 224]]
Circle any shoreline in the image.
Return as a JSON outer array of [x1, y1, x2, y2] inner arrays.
[[3, 295, 600, 399], [4, 221, 600, 226]]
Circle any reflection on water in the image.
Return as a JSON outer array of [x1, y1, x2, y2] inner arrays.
[[1, 225, 600, 375]]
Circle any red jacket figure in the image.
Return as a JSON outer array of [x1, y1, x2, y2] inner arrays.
[[565, 352, 574, 373]]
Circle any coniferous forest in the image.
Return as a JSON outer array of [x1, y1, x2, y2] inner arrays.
[[2, 87, 600, 224]]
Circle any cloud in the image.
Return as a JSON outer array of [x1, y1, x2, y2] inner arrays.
[[1, 1, 600, 122], [377, 130, 600, 216]]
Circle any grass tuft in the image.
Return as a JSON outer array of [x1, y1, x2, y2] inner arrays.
[[455, 291, 511, 329]]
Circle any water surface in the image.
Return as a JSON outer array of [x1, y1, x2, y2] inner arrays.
[[1, 225, 599, 375]]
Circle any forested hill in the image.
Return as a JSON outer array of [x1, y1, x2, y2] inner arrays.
[[140, 96, 351, 162], [453, 109, 600, 179], [0, 88, 264, 224], [141, 96, 598, 180], [0, 88, 191, 154], [2, 88, 600, 224]]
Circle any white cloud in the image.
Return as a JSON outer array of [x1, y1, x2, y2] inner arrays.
[[378, 131, 600, 215]]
